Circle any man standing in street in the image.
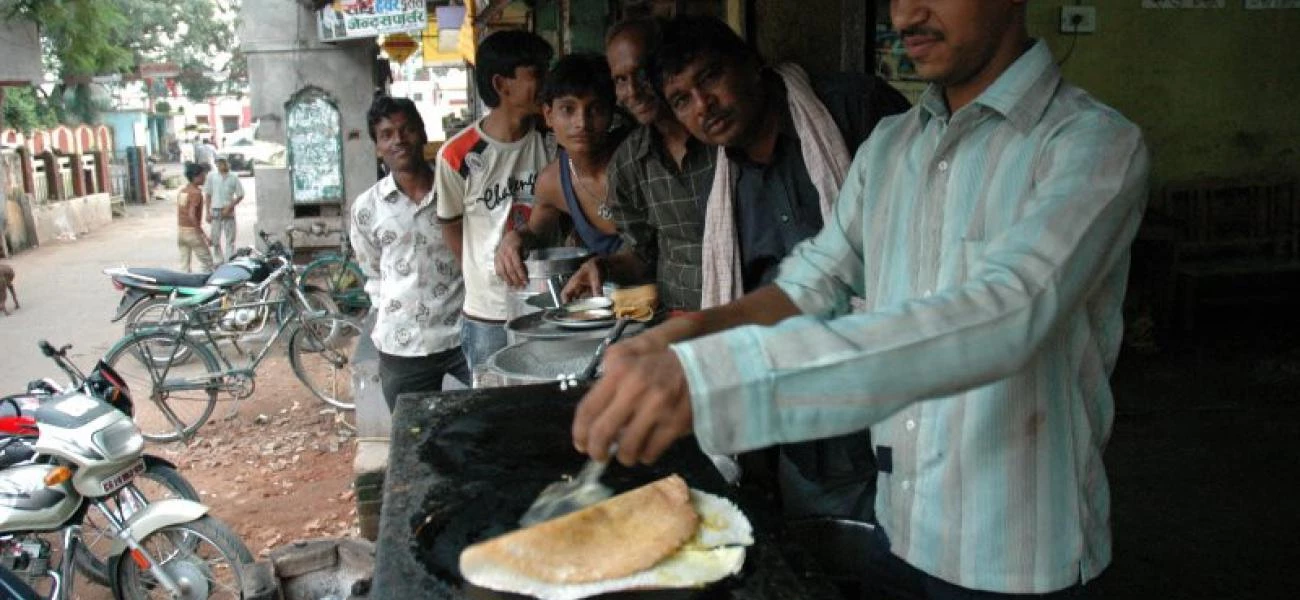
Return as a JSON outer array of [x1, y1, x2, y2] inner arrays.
[[437, 30, 553, 374], [573, 0, 1149, 597], [352, 96, 470, 412], [203, 157, 244, 262], [177, 162, 213, 273], [194, 138, 217, 169]]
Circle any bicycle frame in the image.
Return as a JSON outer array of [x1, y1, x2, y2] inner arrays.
[[133, 265, 326, 400]]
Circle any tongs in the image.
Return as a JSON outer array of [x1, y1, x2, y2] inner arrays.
[[518, 319, 632, 527]]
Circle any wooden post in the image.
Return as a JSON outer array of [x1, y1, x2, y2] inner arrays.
[[69, 152, 86, 197], [40, 151, 63, 200], [16, 147, 33, 196], [95, 150, 111, 196]]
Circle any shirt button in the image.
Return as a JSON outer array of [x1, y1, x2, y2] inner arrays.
[[905, 419, 916, 431], [901, 479, 911, 491], [780, 214, 790, 223], [938, 160, 949, 172]]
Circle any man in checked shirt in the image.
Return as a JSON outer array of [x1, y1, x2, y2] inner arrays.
[[572, 0, 1149, 598]]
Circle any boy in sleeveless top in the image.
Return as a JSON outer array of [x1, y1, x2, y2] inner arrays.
[[495, 53, 627, 289]]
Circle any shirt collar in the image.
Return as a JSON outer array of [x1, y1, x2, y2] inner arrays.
[[375, 173, 401, 202], [633, 122, 709, 166], [629, 124, 655, 161], [918, 39, 1060, 132]]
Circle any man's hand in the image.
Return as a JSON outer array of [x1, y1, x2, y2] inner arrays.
[[494, 230, 530, 288], [205, 212, 212, 223], [572, 341, 694, 466], [221, 206, 234, 218], [562, 258, 604, 302]]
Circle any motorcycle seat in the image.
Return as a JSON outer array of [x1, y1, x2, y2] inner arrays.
[[120, 268, 211, 288]]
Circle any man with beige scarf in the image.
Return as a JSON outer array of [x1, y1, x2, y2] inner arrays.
[[639, 15, 910, 523]]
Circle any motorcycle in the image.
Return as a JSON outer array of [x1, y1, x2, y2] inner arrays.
[[105, 227, 333, 341], [0, 341, 202, 587], [0, 380, 253, 598]]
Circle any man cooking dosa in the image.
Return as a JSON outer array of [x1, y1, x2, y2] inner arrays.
[[571, 0, 1149, 598]]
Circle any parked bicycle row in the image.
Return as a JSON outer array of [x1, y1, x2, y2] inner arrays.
[[102, 225, 364, 442]]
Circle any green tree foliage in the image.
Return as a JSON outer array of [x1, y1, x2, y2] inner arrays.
[[0, 0, 242, 125], [1, 86, 58, 132]]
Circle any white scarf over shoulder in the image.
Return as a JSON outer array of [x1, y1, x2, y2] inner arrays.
[[699, 63, 853, 309]]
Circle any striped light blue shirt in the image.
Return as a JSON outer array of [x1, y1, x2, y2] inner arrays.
[[672, 41, 1149, 594]]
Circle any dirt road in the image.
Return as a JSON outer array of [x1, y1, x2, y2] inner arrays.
[[1, 176, 358, 599]]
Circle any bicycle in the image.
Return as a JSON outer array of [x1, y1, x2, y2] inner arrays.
[[103, 230, 362, 442], [294, 221, 370, 319]]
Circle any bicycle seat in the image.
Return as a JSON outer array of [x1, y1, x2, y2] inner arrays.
[[118, 268, 211, 288]]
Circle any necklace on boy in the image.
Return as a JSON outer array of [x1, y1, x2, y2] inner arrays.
[[568, 159, 613, 221]]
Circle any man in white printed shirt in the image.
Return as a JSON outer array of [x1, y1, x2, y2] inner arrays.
[[572, 0, 1149, 597], [203, 157, 244, 261], [352, 96, 470, 411]]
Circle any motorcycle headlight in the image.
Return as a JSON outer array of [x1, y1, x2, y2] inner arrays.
[[92, 417, 144, 458]]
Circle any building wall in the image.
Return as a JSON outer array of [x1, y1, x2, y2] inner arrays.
[[0, 20, 42, 85], [101, 111, 151, 156], [752, 0, 873, 76], [1026, 3, 1299, 187], [240, 0, 379, 238]]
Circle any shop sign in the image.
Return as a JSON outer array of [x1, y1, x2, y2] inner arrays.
[[138, 62, 181, 78], [318, 0, 428, 42], [381, 33, 419, 64]]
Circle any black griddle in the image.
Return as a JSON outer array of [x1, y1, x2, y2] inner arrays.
[[370, 382, 847, 599]]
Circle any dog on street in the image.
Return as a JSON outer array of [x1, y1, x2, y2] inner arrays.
[[0, 263, 17, 316]]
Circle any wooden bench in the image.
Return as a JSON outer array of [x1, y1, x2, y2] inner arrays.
[[1141, 179, 1300, 333]]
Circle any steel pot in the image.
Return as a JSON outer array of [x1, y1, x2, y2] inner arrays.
[[477, 338, 604, 388]]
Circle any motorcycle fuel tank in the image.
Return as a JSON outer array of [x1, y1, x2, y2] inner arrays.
[[0, 464, 78, 532], [207, 256, 272, 286]]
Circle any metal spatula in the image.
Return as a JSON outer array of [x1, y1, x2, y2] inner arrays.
[[518, 318, 634, 527], [518, 444, 617, 527]]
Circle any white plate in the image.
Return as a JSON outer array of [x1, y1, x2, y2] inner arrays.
[[543, 309, 615, 330]]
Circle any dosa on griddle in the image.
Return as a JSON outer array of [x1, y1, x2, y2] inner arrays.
[[460, 475, 699, 584]]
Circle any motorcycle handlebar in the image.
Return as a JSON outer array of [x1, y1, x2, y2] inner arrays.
[[38, 340, 55, 357]]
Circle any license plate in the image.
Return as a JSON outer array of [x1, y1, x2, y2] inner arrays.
[[101, 459, 146, 494]]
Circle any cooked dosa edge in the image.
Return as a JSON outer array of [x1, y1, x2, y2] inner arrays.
[[460, 474, 700, 584]]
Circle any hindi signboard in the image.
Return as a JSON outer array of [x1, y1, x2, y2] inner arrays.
[[285, 88, 344, 206], [318, 0, 428, 42], [138, 62, 182, 78]]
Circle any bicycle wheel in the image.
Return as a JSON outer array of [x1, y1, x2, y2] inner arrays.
[[288, 314, 362, 410], [301, 258, 370, 319], [124, 298, 195, 364], [110, 514, 254, 600], [105, 332, 221, 442], [76, 461, 200, 585]]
